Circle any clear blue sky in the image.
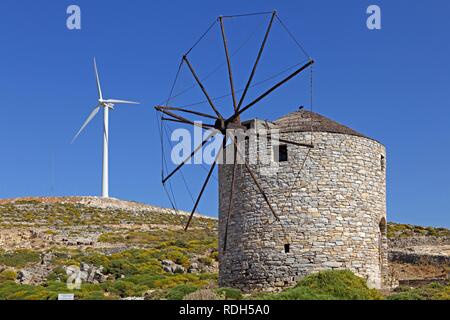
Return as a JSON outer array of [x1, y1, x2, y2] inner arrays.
[[0, 1, 448, 227]]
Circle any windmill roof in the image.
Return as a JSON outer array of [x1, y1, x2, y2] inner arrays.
[[274, 110, 370, 140]]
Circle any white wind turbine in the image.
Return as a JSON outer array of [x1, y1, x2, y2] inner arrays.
[[72, 58, 139, 198]]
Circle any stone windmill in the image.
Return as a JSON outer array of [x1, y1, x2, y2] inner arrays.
[[218, 111, 388, 292], [156, 11, 388, 292]]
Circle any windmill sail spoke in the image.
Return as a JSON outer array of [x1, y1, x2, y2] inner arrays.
[[223, 145, 238, 252], [161, 117, 187, 125], [231, 137, 280, 222], [185, 137, 226, 231], [278, 138, 314, 149], [183, 56, 224, 119], [162, 117, 209, 128], [219, 16, 238, 113], [229, 59, 315, 123], [162, 130, 218, 184], [156, 106, 215, 130], [257, 132, 314, 149], [259, 120, 314, 148], [158, 106, 219, 120], [237, 11, 276, 112], [184, 161, 217, 231], [162, 117, 215, 130], [242, 161, 280, 222]]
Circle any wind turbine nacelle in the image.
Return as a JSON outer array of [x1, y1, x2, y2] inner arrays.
[[99, 100, 115, 109]]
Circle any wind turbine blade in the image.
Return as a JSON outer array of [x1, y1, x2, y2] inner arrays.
[[104, 99, 140, 105], [71, 105, 101, 144], [93, 58, 103, 100]]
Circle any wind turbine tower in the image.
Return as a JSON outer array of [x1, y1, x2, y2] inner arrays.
[[72, 58, 139, 198]]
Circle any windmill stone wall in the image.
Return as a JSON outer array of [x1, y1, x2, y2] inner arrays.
[[218, 110, 388, 292]]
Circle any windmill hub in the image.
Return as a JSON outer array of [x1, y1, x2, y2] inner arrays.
[[214, 118, 226, 133], [213, 118, 246, 133]]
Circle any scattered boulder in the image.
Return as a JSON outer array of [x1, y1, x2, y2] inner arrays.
[[187, 257, 219, 274], [64, 263, 107, 284], [161, 260, 186, 274], [188, 262, 199, 274], [173, 265, 185, 274], [65, 265, 79, 276], [40, 252, 54, 265], [163, 265, 173, 273], [162, 260, 174, 266], [62, 237, 95, 246], [16, 270, 33, 284], [16, 252, 55, 285]]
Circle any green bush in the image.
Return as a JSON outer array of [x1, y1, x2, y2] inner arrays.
[[46, 266, 68, 282], [78, 291, 110, 300], [0, 250, 40, 268], [387, 223, 450, 239], [107, 259, 138, 277], [217, 287, 242, 300], [255, 270, 383, 300], [145, 289, 167, 300], [0, 281, 51, 300], [106, 280, 148, 298], [174, 240, 188, 248], [125, 274, 165, 289], [152, 273, 213, 290], [43, 280, 71, 296], [164, 249, 189, 267], [125, 232, 160, 244], [14, 200, 41, 205], [210, 251, 219, 262], [198, 256, 213, 266], [0, 279, 120, 301], [388, 283, 450, 300], [166, 284, 198, 300], [77, 252, 111, 268], [184, 289, 221, 300], [0, 270, 17, 283]]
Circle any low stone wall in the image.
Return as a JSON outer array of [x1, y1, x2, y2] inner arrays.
[[389, 250, 450, 266], [399, 278, 449, 288], [389, 236, 450, 249]]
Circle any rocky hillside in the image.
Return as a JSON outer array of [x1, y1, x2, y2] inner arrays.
[[0, 196, 215, 251], [0, 197, 448, 300], [0, 197, 218, 300]]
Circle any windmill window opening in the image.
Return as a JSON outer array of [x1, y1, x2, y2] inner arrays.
[[276, 145, 288, 162], [245, 136, 250, 157], [284, 244, 290, 253], [256, 134, 260, 154], [379, 217, 387, 236], [381, 155, 385, 171]]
